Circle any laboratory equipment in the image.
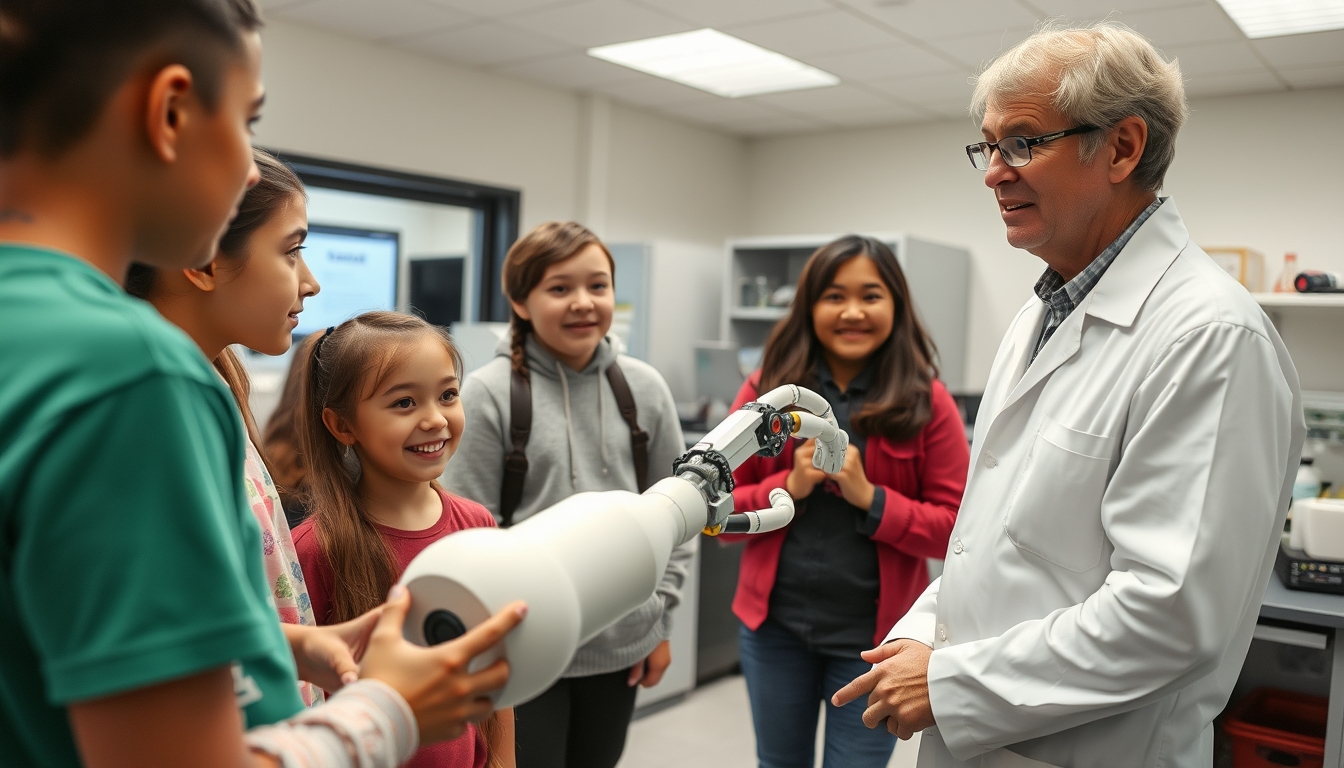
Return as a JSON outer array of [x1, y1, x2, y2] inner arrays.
[[398, 385, 849, 708], [1274, 252, 1299, 293], [1289, 497, 1344, 562], [1295, 270, 1344, 293]]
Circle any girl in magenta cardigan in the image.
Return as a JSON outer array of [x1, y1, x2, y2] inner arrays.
[[726, 235, 968, 768]]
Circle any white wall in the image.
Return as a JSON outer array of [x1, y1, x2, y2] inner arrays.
[[744, 86, 1344, 390], [254, 18, 1343, 394], [253, 20, 746, 398]]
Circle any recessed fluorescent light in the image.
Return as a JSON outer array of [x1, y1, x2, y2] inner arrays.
[[1215, 0, 1344, 38], [588, 28, 839, 98]]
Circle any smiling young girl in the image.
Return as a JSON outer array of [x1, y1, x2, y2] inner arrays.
[[292, 311, 514, 768], [728, 236, 969, 768], [444, 221, 690, 768]]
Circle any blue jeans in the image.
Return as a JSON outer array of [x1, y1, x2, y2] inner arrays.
[[738, 619, 897, 768]]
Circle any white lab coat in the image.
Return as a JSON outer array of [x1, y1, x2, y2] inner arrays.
[[887, 199, 1305, 767]]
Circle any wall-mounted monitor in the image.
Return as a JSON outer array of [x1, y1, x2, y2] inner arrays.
[[297, 224, 399, 335]]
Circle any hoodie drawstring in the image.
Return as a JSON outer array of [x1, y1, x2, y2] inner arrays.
[[556, 362, 580, 487], [598, 375, 609, 474]]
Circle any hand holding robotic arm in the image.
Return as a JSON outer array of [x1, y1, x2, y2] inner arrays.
[[398, 386, 847, 708]]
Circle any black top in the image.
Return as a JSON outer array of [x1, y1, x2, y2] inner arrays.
[[767, 362, 887, 656]]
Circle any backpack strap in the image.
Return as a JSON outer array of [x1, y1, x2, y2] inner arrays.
[[606, 361, 650, 492], [499, 368, 531, 527]]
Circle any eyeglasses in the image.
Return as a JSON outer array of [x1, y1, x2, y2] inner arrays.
[[966, 125, 1100, 171]]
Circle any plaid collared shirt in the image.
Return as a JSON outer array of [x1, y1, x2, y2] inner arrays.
[[1031, 197, 1165, 362]]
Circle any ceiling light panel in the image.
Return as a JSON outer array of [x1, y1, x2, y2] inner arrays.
[[1215, 0, 1344, 38], [587, 28, 839, 98]]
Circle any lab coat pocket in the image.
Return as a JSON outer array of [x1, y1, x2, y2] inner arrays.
[[1004, 419, 1114, 572]]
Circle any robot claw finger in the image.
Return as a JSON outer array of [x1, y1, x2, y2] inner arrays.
[[398, 385, 849, 708]]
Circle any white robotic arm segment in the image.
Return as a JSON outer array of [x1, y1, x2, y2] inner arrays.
[[786, 411, 847, 474], [722, 487, 795, 534], [399, 386, 846, 708]]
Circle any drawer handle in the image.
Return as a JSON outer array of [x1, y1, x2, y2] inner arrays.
[[1254, 623, 1329, 649]]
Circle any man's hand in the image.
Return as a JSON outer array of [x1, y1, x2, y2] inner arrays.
[[832, 640, 934, 740], [627, 639, 672, 688], [785, 439, 827, 499], [285, 608, 383, 692], [827, 445, 875, 510]]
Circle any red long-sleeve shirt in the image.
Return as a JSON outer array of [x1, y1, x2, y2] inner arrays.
[[725, 371, 969, 647]]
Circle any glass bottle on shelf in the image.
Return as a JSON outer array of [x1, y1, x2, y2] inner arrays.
[[1275, 252, 1298, 293]]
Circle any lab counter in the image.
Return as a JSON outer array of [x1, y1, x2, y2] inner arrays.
[[1245, 576, 1344, 765]]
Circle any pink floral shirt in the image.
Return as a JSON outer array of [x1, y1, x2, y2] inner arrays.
[[244, 438, 322, 707]]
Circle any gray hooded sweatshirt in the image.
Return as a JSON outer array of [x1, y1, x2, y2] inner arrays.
[[443, 333, 692, 677]]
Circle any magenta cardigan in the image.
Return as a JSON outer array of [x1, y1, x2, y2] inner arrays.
[[725, 371, 969, 647]]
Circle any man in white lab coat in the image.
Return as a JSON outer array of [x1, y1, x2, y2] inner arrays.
[[833, 22, 1305, 767]]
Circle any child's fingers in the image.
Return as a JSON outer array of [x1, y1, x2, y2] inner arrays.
[[370, 584, 411, 644], [438, 601, 527, 667]]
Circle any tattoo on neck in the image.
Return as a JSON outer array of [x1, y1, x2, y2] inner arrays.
[[0, 208, 34, 224]]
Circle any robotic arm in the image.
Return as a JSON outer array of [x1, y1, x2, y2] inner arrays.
[[399, 385, 848, 708]]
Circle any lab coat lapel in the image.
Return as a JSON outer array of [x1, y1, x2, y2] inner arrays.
[[981, 198, 1189, 428], [994, 299, 1084, 417], [971, 300, 1044, 465]]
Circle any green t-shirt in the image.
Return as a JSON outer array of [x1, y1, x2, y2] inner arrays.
[[0, 246, 303, 767]]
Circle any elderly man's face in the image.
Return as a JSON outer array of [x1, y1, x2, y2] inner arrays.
[[981, 92, 1112, 260]]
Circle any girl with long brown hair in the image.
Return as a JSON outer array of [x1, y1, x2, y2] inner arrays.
[[127, 148, 349, 707], [292, 310, 514, 768], [727, 235, 969, 768], [444, 221, 691, 768]]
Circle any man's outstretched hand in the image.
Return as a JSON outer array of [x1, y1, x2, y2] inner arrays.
[[831, 639, 935, 740]]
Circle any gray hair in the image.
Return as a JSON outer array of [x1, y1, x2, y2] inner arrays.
[[970, 21, 1187, 193]]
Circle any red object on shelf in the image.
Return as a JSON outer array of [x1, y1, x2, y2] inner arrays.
[[1223, 688, 1327, 768]]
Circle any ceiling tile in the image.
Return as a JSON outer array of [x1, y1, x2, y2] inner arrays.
[[427, 0, 584, 17], [837, 0, 1041, 40], [654, 97, 791, 126], [816, 102, 930, 127], [1253, 29, 1344, 70], [396, 20, 571, 67], [1183, 69, 1283, 98], [1115, 4, 1245, 48], [725, 9, 900, 59], [590, 75, 715, 107], [865, 71, 976, 107], [1029, 0, 1202, 20], [718, 113, 834, 137], [1161, 40, 1270, 77], [1278, 63, 1344, 89], [926, 27, 1035, 70], [496, 52, 644, 88], [505, 0, 691, 48], [629, 0, 831, 28], [807, 41, 961, 81], [749, 83, 899, 114], [276, 0, 473, 41]]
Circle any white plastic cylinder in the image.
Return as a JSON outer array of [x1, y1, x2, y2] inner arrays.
[[398, 478, 705, 708]]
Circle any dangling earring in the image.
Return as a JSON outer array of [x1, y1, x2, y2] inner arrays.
[[342, 443, 362, 483]]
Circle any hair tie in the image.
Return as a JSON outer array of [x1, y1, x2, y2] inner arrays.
[[313, 326, 335, 359]]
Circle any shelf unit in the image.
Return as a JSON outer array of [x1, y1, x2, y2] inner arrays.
[[720, 233, 971, 390], [1234, 290, 1344, 768], [1254, 292, 1344, 309]]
